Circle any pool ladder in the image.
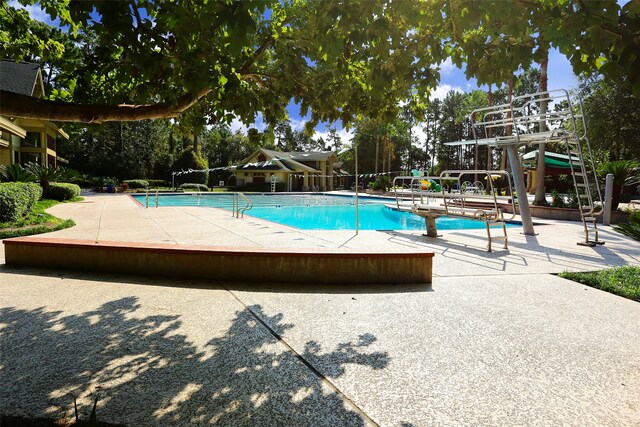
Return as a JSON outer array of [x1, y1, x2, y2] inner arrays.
[[145, 190, 159, 208], [232, 193, 253, 218]]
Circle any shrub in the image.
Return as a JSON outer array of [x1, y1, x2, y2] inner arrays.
[[598, 160, 640, 210], [550, 189, 566, 208], [0, 182, 42, 223], [0, 164, 37, 183], [60, 168, 98, 187], [123, 179, 149, 189], [179, 183, 209, 191], [613, 210, 640, 242], [43, 182, 81, 201], [26, 163, 63, 188], [145, 179, 171, 187], [373, 175, 391, 192]]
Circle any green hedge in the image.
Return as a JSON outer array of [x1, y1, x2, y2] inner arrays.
[[179, 183, 209, 191], [0, 182, 42, 223], [43, 182, 81, 201], [123, 179, 149, 189], [145, 179, 171, 187]]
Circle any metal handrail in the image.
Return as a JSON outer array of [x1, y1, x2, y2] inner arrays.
[[237, 192, 253, 218], [393, 175, 442, 209], [438, 169, 516, 221]]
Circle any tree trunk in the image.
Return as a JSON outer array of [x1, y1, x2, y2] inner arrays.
[[375, 133, 379, 174], [534, 47, 549, 205], [487, 84, 493, 170]]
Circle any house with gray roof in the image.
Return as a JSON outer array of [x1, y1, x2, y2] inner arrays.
[[231, 148, 346, 191], [0, 59, 68, 167]]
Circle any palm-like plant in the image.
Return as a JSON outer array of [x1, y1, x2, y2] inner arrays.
[[598, 160, 640, 210], [613, 211, 640, 242], [26, 163, 63, 188], [0, 164, 37, 183]]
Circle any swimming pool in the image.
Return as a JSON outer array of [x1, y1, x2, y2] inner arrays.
[[131, 193, 517, 231]]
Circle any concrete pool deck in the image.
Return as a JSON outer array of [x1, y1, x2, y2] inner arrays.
[[1, 193, 639, 426]]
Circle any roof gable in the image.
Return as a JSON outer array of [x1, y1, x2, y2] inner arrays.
[[0, 59, 45, 97]]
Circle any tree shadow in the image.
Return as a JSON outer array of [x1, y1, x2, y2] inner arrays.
[[0, 298, 388, 426]]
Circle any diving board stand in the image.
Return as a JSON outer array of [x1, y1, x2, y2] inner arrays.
[[444, 89, 604, 247]]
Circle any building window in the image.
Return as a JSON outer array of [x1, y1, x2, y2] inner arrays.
[[22, 132, 40, 148], [21, 152, 40, 165], [257, 154, 266, 162]]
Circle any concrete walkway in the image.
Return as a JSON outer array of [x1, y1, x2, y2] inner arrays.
[[1, 194, 639, 426]]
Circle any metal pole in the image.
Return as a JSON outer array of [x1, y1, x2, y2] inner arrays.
[[155, 191, 159, 208], [355, 143, 359, 235], [506, 145, 535, 235], [145, 189, 149, 208], [603, 173, 614, 225]]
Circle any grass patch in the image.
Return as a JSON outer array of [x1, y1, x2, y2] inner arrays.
[[0, 197, 81, 239], [558, 266, 640, 302]]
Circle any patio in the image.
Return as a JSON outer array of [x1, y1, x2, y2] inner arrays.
[[1, 193, 639, 426]]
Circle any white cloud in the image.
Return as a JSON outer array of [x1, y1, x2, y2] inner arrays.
[[411, 124, 429, 146], [289, 118, 307, 132], [439, 58, 455, 75], [313, 127, 354, 146], [430, 84, 464, 101], [229, 117, 248, 134], [8, 1, 59, 26], [228, 113, 267, 134]]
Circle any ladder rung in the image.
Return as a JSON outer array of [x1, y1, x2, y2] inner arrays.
[[580, 205, 593, 211], [576, 183, 587, 187], [583, 216, 598, 221]]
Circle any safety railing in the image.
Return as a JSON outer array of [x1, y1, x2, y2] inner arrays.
[[144, 189, 159, 208], [232, 192, 253, 218], [438, 170, 515, 221], [392, 175, 442, 209]]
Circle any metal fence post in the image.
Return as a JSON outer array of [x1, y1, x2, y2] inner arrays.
[[603, 173, 613, 225]]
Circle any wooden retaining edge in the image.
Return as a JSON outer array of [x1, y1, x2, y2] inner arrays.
[[3, 237, 433, 284]]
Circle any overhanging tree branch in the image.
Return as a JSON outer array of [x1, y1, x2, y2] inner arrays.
[[0, 88, 212, 123]]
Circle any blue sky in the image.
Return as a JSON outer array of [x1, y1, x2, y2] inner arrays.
[[12, 1, 579, 147]]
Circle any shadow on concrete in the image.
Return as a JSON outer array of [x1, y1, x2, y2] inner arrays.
[[380, 228, 639, 273], [0, 298, 388, 426]]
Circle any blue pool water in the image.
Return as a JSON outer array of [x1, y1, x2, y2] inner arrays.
[[132, 193, 517, 231]]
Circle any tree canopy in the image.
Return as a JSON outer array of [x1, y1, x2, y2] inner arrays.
[[1, 0, 638, 127]]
